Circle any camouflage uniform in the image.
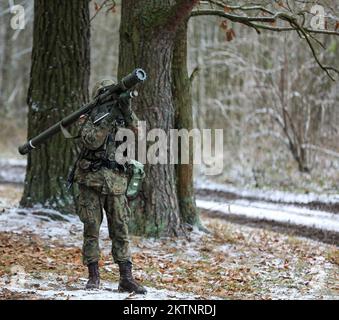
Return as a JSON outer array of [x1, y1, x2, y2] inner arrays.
[[74, 83, 138, 266]]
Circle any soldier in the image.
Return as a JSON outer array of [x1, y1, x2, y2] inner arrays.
[[73, 79, 147, 294]]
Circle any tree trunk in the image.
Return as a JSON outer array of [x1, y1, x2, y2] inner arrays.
[[172, 20, 199, 226], [20, 0, 90, 213], [118, 0, 198, 236]]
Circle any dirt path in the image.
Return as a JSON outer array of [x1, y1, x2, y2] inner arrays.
[[197, 199, 339, 245], [196, 180, 339, 214]]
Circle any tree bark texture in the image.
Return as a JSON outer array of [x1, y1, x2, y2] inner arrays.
[[118, 0, 199, 236], [21, 0, 90, 213], [172, 20, 199, 226]]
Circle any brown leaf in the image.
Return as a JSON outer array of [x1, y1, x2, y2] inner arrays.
[[110, 5, 116, 14], [220, 20, 228, 30], [335, 22, 339, 31], [98, 260, 105, 267], [226, 29, 236, 42], [224, 6, 232, 13]]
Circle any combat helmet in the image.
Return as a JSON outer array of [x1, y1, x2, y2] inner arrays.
[[91, 78, 116, 99]]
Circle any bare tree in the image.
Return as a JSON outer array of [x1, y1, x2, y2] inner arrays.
[[188, 0, 339, 183]]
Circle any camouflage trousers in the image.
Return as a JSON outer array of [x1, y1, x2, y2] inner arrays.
[[76, 184, 132, 265]]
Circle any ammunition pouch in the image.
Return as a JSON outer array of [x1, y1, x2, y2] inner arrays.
[[126, 160, 145, 199]]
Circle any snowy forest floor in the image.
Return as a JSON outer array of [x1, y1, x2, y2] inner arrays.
[[0, 183, 338, 300]]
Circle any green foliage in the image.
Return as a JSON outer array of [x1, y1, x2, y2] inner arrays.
[[327, 40, 337, 54]]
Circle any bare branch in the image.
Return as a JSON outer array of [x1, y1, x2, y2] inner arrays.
[[302, 144, 339, 158], [190, 5, 339, 80], [90, 0, 115, 22]]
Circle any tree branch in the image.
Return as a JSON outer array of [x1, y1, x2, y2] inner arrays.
[[90, 0, 115, 22], [190, 6, 339, 80], [166, 0, 200, 32]]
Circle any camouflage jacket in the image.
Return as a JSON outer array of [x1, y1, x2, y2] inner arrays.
[[74, 100, 139, 195]]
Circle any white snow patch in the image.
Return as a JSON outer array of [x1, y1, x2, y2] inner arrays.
[[197, 199, 339, 233], [0, 207, 84, 244], [266, 260, 336, 300], [196, 179, 339, 204], [0, 159, 27, 167], [0, 158, 26, 184]]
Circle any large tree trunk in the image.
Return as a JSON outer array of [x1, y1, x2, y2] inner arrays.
[[118, 0, 198, 236], [172, 20, 199, 226], [20, 0, 90, 213]]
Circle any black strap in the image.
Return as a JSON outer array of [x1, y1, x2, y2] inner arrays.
[[67, 148, 85, 190]]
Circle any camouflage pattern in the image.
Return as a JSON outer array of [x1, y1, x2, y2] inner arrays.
[[74, 83, 140, 266], [77, 184, 131, 265], [74, 98, 139, 193], [91, 79, 116, 99]]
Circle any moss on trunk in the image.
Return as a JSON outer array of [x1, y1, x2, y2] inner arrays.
[[118, 0, 199, 236], [172, 20, 199, 226]]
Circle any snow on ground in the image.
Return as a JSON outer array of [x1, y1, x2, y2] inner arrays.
[[0, 207, 204, 300], [0, 205, 226, 300], [0, 273, 201, 300], [1, 158, 338, 206], [0, 207, 84, 244], [197, 199, 339, 233], [0, 161, 338, 300], [0, 204, 338, 300], [1, 158, 338, 237], [0, 158, 26, 184], [0, 159, 27, 167], [196, 179, 339, 204]]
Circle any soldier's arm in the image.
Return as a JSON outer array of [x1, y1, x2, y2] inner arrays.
[[119, 99, 139, 132], [126, 111, 139, 132], [79, 115, 111, 150]]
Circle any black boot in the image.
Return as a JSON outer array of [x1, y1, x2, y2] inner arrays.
[[118, 261, 147, 294], [86, 262, 100, 289]]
